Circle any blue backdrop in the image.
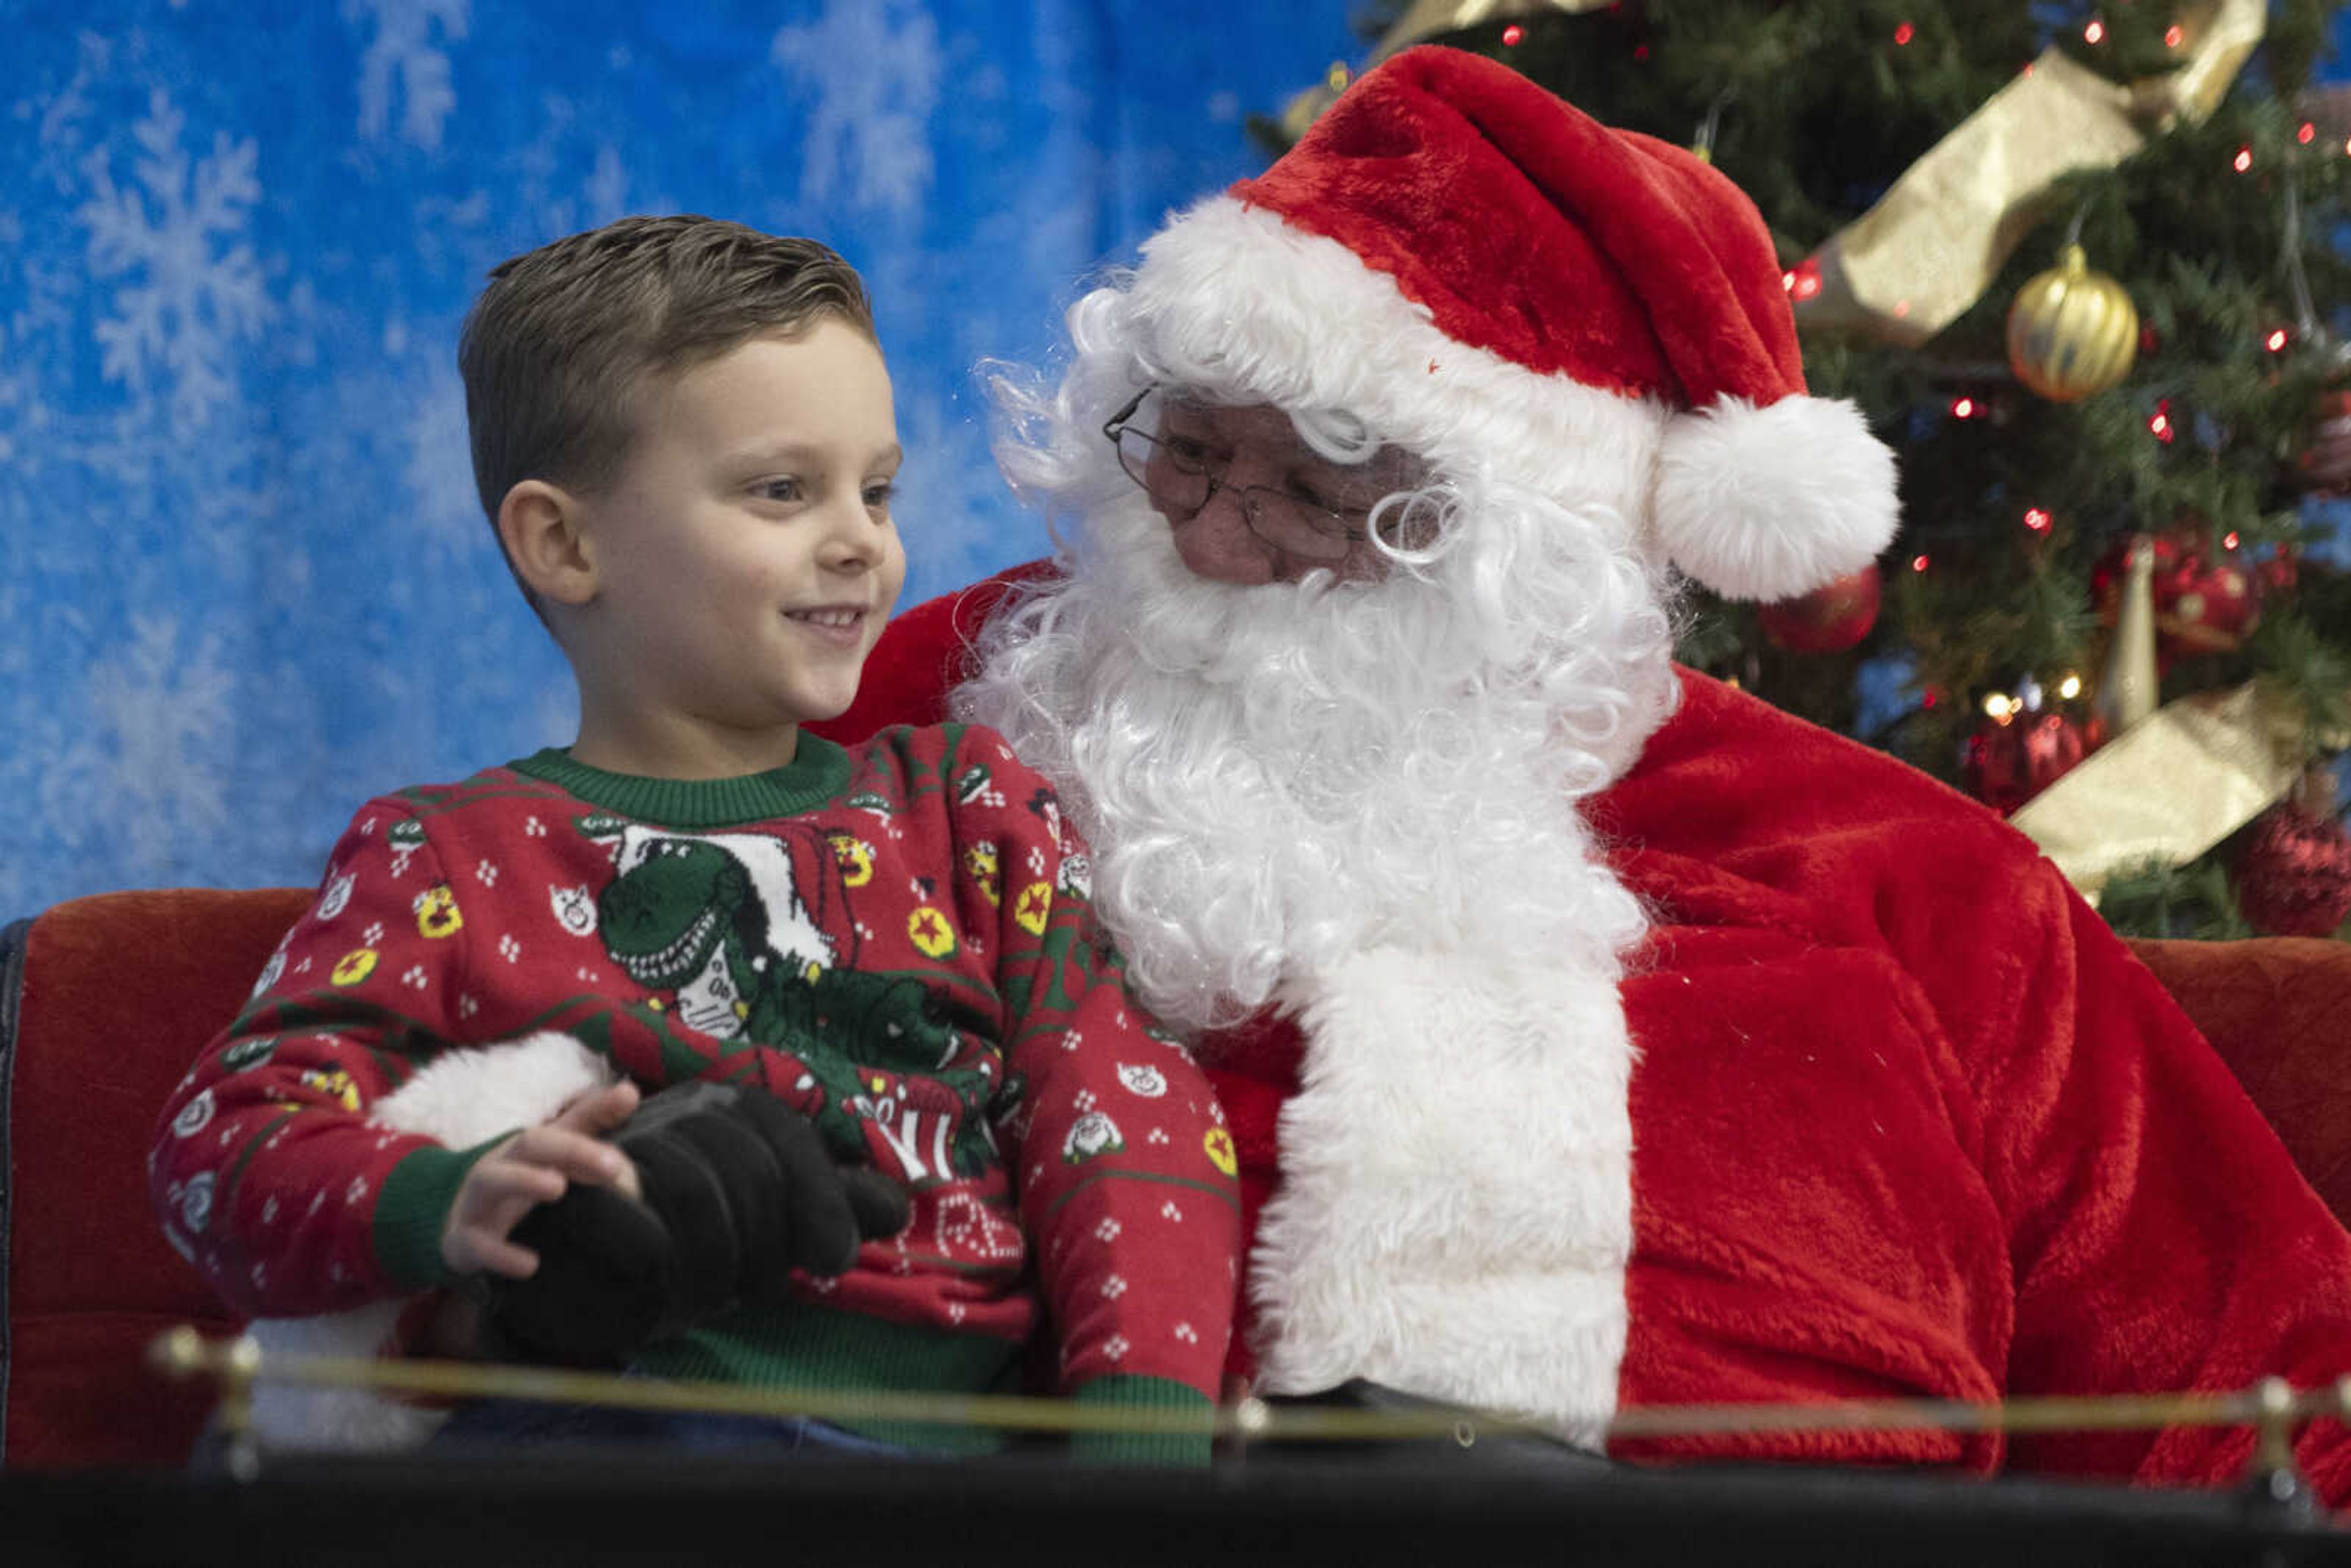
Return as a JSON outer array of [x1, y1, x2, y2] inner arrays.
[[1, 0, 1361, 917]]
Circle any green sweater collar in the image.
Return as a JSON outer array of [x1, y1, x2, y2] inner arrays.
[[511, 734, 853, 828]]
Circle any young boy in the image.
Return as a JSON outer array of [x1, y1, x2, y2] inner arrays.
[[148, 216, 1239, 1465]]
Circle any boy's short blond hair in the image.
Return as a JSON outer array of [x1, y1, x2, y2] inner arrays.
[[459, 214, 876, 608]]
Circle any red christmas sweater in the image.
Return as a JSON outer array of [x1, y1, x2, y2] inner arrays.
[[825, 568, 2351, 1499], [150, 724, 1239, 1457]]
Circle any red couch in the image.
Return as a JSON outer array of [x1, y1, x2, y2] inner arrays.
[[4, 886, 2350, 1469]]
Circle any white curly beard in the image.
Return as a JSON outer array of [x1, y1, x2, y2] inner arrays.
[[954, 475, 1677, 1036]]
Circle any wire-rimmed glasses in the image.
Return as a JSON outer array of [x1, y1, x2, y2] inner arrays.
[[1103, 388, 1397, 563]]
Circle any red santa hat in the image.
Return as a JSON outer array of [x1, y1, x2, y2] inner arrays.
[[1117, 45, 1899, 602]]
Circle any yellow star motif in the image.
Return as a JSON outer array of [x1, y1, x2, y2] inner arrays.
[[414, 884, 462, 939], [300, 1067, 362, 1112], [329, 949, 378, 987], [964, 843, 1002, 907], [907, 905, 957, 958], [1204, 1127, 1238, 1177], [1013, 882, 1053, 936], [828, 831, 875, 887]]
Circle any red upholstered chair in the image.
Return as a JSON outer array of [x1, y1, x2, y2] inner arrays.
[[3, 888, 2349, 1469], [0, 888, 307, 1468]]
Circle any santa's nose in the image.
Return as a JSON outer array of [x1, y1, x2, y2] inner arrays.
[[1166, 484, 1278, 585]]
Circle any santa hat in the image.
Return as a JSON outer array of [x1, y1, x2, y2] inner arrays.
[[1118, 45, 1898, 602]]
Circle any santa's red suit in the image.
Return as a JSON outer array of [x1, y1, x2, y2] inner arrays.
[[813, 565, 2351, 1497]]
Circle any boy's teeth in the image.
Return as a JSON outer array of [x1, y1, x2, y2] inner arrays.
[[792, 609, 857, 628]]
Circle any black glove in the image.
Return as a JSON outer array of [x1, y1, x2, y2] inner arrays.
[[483, 1081, 910, 1365]]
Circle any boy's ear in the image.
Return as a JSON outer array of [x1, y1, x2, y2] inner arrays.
[[497, 480, 599, 608]]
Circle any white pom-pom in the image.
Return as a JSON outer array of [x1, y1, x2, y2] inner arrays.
[[1653, 395, 1899, 602]]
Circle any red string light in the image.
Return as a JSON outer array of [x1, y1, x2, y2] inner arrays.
[[2149, 400, 2175, 443], [2224, 531, 2242, 550], [2083, 18, 2106, 44], [1950, 395, 1977, 419], [1783, 258, 1824, 301], [2023, 508, 2052, 533], [1911, 553, 1931, 573], [1894, 21, 1914, 45], [2300, 122, 2317, 145], [2267, 328, 2290, 353], [2233, 146, 2254, 173], [1633, 43, 1649, 60], [2165, 24, 2184, 47], [1501, 23, 1524, 45]]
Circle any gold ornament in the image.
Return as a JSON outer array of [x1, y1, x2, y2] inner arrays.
[[2094, 535, 2159, 736], [2005, 245, 2139, 402], [1793, 0, 2263, 348]]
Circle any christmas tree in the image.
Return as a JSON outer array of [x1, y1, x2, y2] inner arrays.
[[1265, 0, 2351, 940]]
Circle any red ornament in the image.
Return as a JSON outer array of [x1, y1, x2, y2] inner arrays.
[[2091, 528, 2262, 659], [1962, 703, 2092, 815], [2293, 389, 2351, 495], [1755, 563, 1883, 653], [2259, 542, 2298, 598], [2235, 803, 2351, 937]]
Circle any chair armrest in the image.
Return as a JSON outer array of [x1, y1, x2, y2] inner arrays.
[[2128, 936, 2351, 1225]]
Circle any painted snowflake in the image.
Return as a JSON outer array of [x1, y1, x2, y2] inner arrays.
[[77, 89, 269, 435]]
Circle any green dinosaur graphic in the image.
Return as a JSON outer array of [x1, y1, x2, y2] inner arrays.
[[594, 833, 997, 1179]]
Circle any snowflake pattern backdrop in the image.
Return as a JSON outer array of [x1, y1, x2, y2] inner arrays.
[[0, 0, 1352, 917]]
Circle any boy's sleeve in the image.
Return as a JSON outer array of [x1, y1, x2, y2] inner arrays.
[[149, 800, 498, 1318], [973, 736, 1242, 1466]]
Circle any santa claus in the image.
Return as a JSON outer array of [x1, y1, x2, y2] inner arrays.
[[825, 45, 2351, 1493]]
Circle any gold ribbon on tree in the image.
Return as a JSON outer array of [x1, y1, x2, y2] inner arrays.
[[2009, 681, 2311, 901], [1792, 0, 2265, 347], [1280, 0, 1618, 141]]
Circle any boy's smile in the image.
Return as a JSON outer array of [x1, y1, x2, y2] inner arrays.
[[560, 317, 904, 778]]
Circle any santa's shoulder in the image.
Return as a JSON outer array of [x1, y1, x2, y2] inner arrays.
[[1595, 667, 2052, 917]]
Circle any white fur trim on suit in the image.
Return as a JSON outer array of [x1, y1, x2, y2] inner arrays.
[[1248, 947, 1634, 1447], [245, 1031, 615, 1452], [1653, 394, 1900, 602], [1127, 197, 1667, 525]]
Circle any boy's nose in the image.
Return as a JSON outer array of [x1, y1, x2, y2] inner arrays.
[[820, 506, 887, 569]]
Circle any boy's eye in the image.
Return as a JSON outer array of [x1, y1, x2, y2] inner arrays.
[[863, 481, 897, 511], [756, 477, 804, 505]]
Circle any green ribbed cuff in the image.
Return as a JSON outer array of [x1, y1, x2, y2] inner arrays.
[[372, 1133, 509, 1291], [1068, 1375, 1216, 1468]]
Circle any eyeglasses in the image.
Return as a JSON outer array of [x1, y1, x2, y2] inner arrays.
[[1103, 388, 1381, 563]]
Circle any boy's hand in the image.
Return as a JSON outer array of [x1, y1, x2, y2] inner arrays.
[[440, 1081, 642, 1280], [481, 1081, 910, 1367]]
